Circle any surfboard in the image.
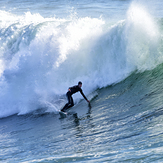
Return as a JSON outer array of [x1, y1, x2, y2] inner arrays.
[[59, 111, 67, 118]]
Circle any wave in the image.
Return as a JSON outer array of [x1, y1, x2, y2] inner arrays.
[[0, 2, 162, 118]]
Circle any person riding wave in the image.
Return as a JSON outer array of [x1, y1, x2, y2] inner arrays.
[[61, 81, 90, 112]]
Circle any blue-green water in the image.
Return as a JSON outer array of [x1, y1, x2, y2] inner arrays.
[[0, 0, 163, 162]]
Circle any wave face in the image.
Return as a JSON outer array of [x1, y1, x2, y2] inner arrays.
[[0, 2, 162, 118]]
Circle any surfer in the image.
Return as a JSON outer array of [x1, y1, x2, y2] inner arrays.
[[61, 81, 90, 112]]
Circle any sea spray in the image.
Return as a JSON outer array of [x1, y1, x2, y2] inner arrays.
[[0, 12, 106, 117], [125, 2, 161, 71]]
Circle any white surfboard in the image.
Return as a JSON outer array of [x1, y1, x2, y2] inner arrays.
[[59, 111, 67, 118]]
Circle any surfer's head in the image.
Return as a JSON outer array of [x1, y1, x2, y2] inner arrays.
[[78, 81, 82, 88]]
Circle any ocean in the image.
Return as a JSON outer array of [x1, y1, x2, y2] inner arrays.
[[0, 0, 163, 162]]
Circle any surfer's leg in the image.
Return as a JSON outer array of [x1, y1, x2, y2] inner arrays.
[[61, 92, 69, 112], [65, 92, 74, 111], [67, 96, 74, 109], [61, 92, 73, 112], [61, 103, 69, 112]]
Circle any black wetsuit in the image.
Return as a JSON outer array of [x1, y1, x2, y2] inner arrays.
[[61, 85, 88, 112]]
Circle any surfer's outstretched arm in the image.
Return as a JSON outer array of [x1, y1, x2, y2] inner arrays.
[[80, 90, 90, 103]]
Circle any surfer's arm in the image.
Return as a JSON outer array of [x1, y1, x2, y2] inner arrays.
[[80, 90, 89, 103]]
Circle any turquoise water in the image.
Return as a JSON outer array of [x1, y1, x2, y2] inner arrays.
[[0, 0, 163, 162]]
